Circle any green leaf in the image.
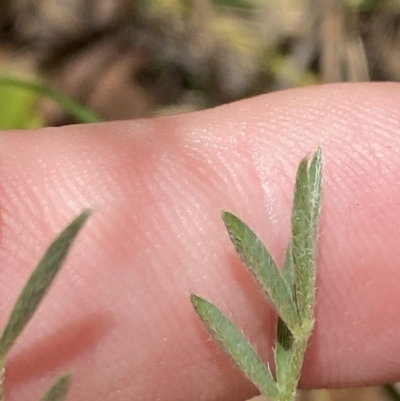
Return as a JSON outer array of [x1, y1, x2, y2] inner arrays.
[[308, 148, 323, 241], [191, 294, 279, 400], [222, 212, 301, 335], [282, 241, 295, 294], [40, 373, 72, 401], [0, 211, 91, 360], [291, 158, 314, 322], [290, 149, 322, 324]]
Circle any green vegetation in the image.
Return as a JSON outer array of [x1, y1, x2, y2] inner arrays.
[[192, 150, 322, 401], [0, 211, 91, 401]]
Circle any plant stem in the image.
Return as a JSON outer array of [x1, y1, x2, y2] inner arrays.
[[279, 325, 313, 401]]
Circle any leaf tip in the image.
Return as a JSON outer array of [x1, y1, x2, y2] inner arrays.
[[221, 210, 234, 223], [67, 209, 92, 235], [40, 372, 73, 401], [77, 209, 92, 222], [190, 293, 203, 309]]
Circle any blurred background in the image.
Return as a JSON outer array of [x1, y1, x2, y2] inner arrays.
[[1, 0, 400, 400], [1, 0, 399, 127]]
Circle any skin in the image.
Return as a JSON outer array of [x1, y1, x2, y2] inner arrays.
[[0, 82, 400, 401]]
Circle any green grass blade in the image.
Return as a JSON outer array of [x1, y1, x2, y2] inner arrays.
[[309, 148, 323, 240], [40, 373, 72, 401], [191, 294, 279, 400], [0, 76, 103, 123], [212, 0, 257, 10], [222, 212, 301, 334], [0, 77, 43, 130], [0, 210, 91, 360]]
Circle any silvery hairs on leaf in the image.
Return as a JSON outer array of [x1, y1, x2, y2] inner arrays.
[[191, 148, 322, 401], [0, 210, 91, 361], [191, 294, 279, 400]]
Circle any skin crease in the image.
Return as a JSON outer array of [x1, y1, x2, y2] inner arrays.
[[0, 83, 400, 401]]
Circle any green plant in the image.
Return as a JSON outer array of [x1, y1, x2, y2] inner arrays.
[[0, 210, 91, 401], [191, 149, 322, 401], [0, 76, 103, 127]]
